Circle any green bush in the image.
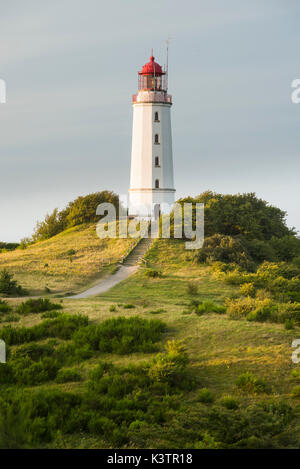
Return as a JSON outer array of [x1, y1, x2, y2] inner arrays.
[[284, 319, 295, 330], [109, 305, 117, 312], [73, 316, 166, 355], [41, 311, 62, 319], [2, 314, 20, 323], [0, 300, 12, 314], [291, 386, 300, 398], [177, 191, 293, 241], [220, 396, 239, 410], [55, 369, 81, 383], [187, 281, 198, 295], [0, 270, 27, 296], [197, 234, 253, 270], [0, 314, 89, 345], [123, 304, 135, 309], [0, 356, 59, 385], [236, 372, 269, 394], [33, 191, 120, 241], [148, 340, 190, 387], [144, 269, 163, 278], [226, 297, 275, 321], [190, 300, 226, 315], [198, 388, 214, 403], [16, 298, 63, 315], [291, 369, 300, 381]]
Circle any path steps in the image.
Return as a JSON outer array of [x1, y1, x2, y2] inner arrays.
[[68, 236, 153, 299]]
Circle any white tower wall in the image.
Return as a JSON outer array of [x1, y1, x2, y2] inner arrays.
[[129, 92, 175, 218]]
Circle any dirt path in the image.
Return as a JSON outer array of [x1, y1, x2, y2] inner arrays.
[[69, 236, 153, 299], [68, 265, 138, 299]]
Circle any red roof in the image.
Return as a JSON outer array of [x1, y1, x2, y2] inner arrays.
[[139, 56, 164, 76]]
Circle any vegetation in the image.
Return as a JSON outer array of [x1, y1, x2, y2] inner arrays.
[[16, 298, 63, 315], [33, 191, 120, 241], [0, 224, 134, 294], [0, 191, 300, 449], [0, 270, 27, 297]]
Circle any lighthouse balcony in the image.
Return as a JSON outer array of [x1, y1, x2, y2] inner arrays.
[[132, 91, 172, 104]]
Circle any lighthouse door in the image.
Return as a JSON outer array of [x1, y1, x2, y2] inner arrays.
[[154, 204, 161, 220]]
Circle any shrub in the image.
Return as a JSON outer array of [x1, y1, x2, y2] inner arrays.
[[148, 340, 189, 387], [33, 191, 120, 241], [0, 314, 89, 345], [187, 282, 198, 295], [236, 372, 269, 394], [16, 298, 63, 315], [275, 302, 300, 325], [0, 270, 27, 296], [245, 238, 277, 263], [291, 369, 300, 381], [149, 309, 166, 314], [190, 300, 226, 315], [41, 311, 62, 319], [109, 305, 117, 312], [226, 297, 275, 321], [0, 300, 12, 314], [284, 319, 295, 330], [197, 388, 214, 403], [3, 314, 20, 323], [197, 234, 253, 270], [13, 343, 55, 361], [178, 191, 293, 241], [123, 304, 135, 309], [144, 269, 162, 278], [0, 356, 59, 385], [291, 386, 300, 398], [220, 396, 239, 410], [55, 369, 81, 384], [73, 316, 166, 355], [240, 283, 256, 297]]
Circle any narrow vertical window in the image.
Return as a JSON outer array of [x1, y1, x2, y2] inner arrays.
[[154, 134, 159, 144], [155, 179, 159, 188], [154, 111, 159, 122], [155, 156, 159, 167]]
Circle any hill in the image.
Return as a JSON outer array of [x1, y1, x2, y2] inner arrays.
[[0, 223, 134, 295], [0, 237, 300, 448]]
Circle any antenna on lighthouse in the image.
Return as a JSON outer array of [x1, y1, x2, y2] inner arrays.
[[166, 37, 171, 92]]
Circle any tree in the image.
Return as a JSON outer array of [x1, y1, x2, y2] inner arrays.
[[32, 191, 120, 241], [177, 191, 294, 241]]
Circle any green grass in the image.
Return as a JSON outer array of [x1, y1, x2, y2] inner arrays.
[[0, 223, 134, 295], [1, 236, 300, 448]]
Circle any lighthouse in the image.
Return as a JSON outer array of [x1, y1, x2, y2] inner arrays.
[[129, 53, 175, 219]]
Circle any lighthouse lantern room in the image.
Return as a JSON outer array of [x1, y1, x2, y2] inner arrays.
[[129, 53, 175, 219]]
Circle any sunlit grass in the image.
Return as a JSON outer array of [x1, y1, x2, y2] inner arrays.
[[0, 223, 134, 294]]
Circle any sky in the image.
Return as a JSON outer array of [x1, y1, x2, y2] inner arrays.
[[0, 0, 299, 241]]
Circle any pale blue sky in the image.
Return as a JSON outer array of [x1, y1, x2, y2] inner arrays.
[[0, 0, 299, 241]]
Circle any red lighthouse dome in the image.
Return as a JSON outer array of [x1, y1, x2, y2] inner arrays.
[[137, 54, 166, 92], [140, 56, 164, 76]]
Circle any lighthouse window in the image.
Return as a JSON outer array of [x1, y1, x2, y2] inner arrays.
[[155, 156, 160, 167], [154, 134, 159, 144], [155, 179, 159, 188], [154, 112, 159, 122]]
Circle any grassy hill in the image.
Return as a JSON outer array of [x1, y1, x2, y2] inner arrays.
[[0, 223, 134, 295], [1, 236, 300, 448]]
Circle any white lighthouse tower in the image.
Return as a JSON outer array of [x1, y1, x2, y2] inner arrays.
[[129, 53, 175, 219]]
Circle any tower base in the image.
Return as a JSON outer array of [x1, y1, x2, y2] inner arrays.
[[128, 188, 175, 220]]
